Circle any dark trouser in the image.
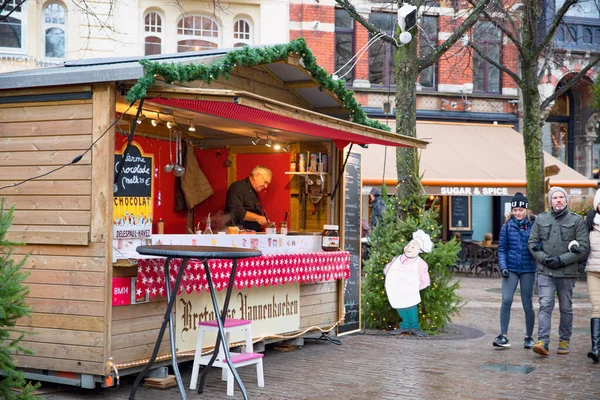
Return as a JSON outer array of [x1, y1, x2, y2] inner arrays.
[[537, 274, 576, 344], [500, 271, 535, 337]]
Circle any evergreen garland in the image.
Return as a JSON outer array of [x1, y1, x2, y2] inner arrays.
[[362, 177, 464, 333], [0, 199, 41, 400], [125, 38, 390, 132]]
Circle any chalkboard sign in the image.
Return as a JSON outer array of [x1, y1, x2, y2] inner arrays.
[[114, 142, 153, 198], [338, 152, 361, 335], [449, 195, 471, 231]]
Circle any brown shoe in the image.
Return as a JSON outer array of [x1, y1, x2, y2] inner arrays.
[[557, 341, 569, 355], [533, 341, 549, 356]]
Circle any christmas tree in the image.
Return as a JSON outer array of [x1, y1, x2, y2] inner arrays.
[[362, 177, 464, 333], [0, 199, 41, 400]]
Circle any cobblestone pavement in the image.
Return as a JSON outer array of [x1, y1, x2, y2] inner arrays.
[[42, 276, 600, 399]]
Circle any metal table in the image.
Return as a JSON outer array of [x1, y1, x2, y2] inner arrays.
[[129, 245, 262, 400]]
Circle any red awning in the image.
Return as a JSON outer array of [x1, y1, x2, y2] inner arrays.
[[149, 98, 412, 148]]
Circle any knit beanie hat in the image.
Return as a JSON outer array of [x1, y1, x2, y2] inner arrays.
[[594, 189, 600, 211], [510, 192, 528, 209], [370, 187, 381, 197], [548, 186, 568, 204]]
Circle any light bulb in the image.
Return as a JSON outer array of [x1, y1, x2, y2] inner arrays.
[[188, 120, 196, 132], [273, 142, 281, 151], [136, 114, 146, 124], [265, 138, 272, 147], [151, 119, 159, 127], [167, 121, 174, 129], [399, 31, 412, 44]]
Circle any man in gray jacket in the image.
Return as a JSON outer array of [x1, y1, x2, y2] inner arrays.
[[528, 186, 589, 356]]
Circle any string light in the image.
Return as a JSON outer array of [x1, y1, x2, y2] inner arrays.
[[112, 319, 346, 369]]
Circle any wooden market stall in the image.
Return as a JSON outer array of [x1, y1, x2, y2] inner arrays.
[[0, 40, 426, 388]]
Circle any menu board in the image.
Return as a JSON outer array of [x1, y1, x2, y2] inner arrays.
[[449, 195, 471, 231], [338, 152, 361, 335]]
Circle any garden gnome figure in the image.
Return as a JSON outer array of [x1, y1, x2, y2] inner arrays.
[[384, 229, 433, 336]]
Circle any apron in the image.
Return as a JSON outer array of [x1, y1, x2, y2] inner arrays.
[[385, 256, 421, 309]]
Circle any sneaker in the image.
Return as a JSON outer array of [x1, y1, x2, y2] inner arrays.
[[493, 334, 511, 348], [523, 337, 535, 349], [557, 341, 570, 355], [533, 340, 549, 356]]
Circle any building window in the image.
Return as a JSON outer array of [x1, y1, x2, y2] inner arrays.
[[0, 0, 26, 52], [419, 15, 438, 89], [368, 12, 396, 86], [472, 22, 501, 93], [334, 9, 354, 83], [144, 11, 163, 55], [43, 3, 66, 59], [543, 91, 573, 167], [177, 15, 219, 52], [233, 18, 251, 47]]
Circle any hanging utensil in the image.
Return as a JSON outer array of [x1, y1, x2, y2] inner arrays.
[[163, 128, 174, 173], [223, 148, 232, 168], [174, 131, 186, 177]]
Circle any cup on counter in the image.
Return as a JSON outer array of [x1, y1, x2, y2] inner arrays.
[[227, 226, 240, 234]]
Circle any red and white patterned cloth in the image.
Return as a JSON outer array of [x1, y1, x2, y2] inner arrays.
[[136, 251, 350, 298]]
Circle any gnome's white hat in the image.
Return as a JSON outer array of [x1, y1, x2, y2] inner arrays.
[[412, 229, 433, 253]]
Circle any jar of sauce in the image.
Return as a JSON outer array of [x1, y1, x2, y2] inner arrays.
[[265, 221, 276, 234], [321, 224, 339, 251]]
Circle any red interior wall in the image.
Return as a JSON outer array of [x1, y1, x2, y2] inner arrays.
[[236, 153, 291, 225], [192, 148, 229, 231], [115, 135, 228, 234]]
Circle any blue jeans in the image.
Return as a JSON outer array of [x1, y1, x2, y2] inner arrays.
[[500, 271, 535, 337], [537, 274, 576, 344]]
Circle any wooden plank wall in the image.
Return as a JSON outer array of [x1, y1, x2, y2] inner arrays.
[[0, 85, 112, 376], [299, 281, 339, 329]]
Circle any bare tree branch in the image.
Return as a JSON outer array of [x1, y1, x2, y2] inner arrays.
[[334, 0, 397, 46], [0, 0, 27, 22], [540, 53, 600, 109], [420, 0, 492, 70], [465, 0, 524, 57], [469, 39, 522, 85], [536, 0, 577, 57]]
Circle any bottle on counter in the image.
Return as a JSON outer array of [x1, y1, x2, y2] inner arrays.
[[157, 218, 164, 234], [203, 214, 213, 235], [321, 224, 339, 251]]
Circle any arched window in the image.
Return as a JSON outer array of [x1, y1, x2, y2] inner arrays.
[[177, 15, 219, 52], [233, 19, 251, 47], [43, 3, 66, 59], [0, 0, 26, 52], [144, 10, 163, 56]]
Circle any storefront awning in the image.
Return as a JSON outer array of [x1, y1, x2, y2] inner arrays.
[[361, 121, 598, 196], [149, 97, 427, 149]]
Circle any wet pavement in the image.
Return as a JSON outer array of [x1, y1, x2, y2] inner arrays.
[[39, 276, 600, 399]]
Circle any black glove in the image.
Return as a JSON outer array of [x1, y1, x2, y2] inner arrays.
[[578, 262, 586, 274], [501, 269, 510, 278], [532, 243, 544, 252], [570, 244, 581, 253], [543, 255, 564, 269]]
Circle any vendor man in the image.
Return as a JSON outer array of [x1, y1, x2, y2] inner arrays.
[[225, 165, 272, 231]]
